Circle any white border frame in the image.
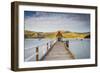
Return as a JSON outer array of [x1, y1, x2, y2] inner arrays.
[[18, 5, 96, 68]]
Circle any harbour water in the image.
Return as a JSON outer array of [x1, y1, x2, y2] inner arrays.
[[24, 38, 90, 61]]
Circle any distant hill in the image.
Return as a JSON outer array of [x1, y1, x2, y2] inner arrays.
[[24, 30, 90, 39], [24, 30, 45, 38], [84, 34, 90, 38]]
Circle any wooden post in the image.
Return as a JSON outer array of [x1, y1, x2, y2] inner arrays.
[[47, 43, 48, 51], [66, 41, 69, 48], [36, 47, 38, 61]]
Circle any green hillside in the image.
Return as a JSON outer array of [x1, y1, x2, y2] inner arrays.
[[24, 30, 90, 39]]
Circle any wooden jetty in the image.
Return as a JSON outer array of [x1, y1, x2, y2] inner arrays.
[[42, 41, 75, 60], [25, 41, 75, 61]]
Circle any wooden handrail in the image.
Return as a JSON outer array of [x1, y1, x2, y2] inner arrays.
[[25, 40, 75, 61], [35, 42, 51, 61], [35, 42, 50, 61], [64, 41, 75, 59], [25, 40, 56, 61], [35, 41, 55, 61]]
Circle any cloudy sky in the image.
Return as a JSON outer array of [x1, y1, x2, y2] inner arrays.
[[24, 11, 90, 32]]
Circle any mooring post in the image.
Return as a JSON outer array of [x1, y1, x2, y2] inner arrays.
[[36, 47, 39, 61]]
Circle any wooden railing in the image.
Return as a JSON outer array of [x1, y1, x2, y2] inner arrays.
[[64, 40, 75, 59], [24, 40, 56, 61]]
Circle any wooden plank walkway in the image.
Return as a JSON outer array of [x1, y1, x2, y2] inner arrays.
[[43, 41, 75, 60]]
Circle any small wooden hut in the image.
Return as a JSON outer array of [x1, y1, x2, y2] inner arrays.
[[56, 31, 63, 41]]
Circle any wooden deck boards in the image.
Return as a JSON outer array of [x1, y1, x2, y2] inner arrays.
[[43, 41, 74, 60]]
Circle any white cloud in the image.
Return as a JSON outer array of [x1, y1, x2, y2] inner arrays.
[[24, 12, 90, 32]]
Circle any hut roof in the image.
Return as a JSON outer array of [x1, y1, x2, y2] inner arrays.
[[56, 31, 63, 37]]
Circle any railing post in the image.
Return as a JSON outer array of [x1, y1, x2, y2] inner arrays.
[[47, 43, 48, 51], [66, 41, 69, 48], [36, 47, 39, 61]]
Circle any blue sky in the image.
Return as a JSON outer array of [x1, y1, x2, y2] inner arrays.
[[24, 11, 90, 32]]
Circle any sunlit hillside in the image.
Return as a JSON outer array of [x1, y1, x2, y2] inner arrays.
[[62, 32, 89, 39], [24, 30, 90, 39]]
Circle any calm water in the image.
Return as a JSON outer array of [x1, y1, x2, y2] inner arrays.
[[24, 38, 90, 61], [68, 39, 90, 59]]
